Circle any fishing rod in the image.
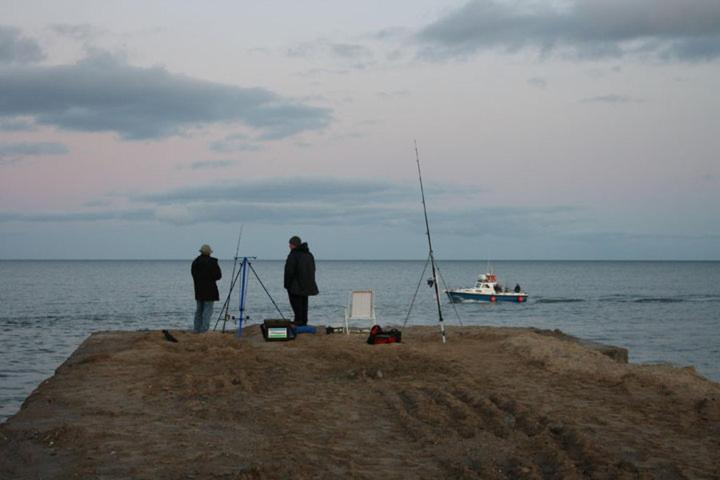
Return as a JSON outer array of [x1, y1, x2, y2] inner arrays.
[[414, 140, 446, 344], [213, 226, 243, 332]]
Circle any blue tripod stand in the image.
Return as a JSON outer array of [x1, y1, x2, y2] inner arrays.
[[223, 256, 287, 337]]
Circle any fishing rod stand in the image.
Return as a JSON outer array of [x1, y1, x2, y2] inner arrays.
[[235, 256, 254, 337], [215, 256, 287, 337]]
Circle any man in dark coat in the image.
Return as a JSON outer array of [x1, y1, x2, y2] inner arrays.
[[191, 244, 222, 333], [284, 236, 319, 326]]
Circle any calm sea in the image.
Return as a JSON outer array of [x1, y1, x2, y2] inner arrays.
[[1, 260, 719, 421]]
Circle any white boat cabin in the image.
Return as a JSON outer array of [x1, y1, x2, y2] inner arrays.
[[472, 273, 501, 294]]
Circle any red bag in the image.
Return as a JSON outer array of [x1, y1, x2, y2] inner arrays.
[[367, 325, 402, 345]]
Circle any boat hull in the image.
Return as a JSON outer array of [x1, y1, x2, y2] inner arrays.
[[446, 291, 528, 303]]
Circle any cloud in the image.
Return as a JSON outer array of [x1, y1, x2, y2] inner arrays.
[[330, 43, 373, 59], [83, 199, 113, 208], [144, 202, 408, 226], [0, 201, 404, 228], [0, 209, 153, 223], [285, 39, 378, 73], [661, 35, 720, 61], [209, 133, 262, 152], [48, 23, 105, 42], [377, 89, 411, 98], [0, 177, 576, 236], [374, 27, 412, 42], [563, 230, 720, 244], [2, 200, 582, 236], [0, 117, 35, 131], [154, 205, 195, 225], [579, 94, 641, 104], [135, 177, 409, 205], [429, 205, 585, 238], [417, 0, 720, 61], [0, 26, 45, 64], [0, 176, 487, 225], [0, 51, 332, 140], [527, 77, 547, 89], [125, 177, 548, 231], [288, 40, 373, 60], [188, 159, 237, 170], [1, 177, 453, 220], [0, 141, 69, 164]]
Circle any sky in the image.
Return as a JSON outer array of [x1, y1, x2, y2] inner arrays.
[[1, 0, 719, 260]]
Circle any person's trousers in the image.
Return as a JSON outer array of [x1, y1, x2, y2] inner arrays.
[[194, 300, 214, 332], [288, 293, 309, 325]]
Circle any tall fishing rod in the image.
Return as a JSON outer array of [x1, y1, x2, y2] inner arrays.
[[213, 226, 243, 332], [414, 140, 446, 344]]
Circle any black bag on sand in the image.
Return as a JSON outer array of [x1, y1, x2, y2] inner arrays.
[[367, 325, 402, 345], [261, 319, 296, 342]]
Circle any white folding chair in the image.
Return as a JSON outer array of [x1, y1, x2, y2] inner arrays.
[[344, 290, 376, 334]]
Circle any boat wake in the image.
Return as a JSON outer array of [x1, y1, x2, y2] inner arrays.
[[534, 298, 585, 304], [533, 295, 720, 305], [597, 295, 720, 304], [632, 297, 685, 304]]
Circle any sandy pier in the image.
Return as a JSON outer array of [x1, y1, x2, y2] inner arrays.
[[1, 325, 718, 479]]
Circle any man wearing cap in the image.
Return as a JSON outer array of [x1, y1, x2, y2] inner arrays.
[[191, 244, 222, 333], [284, 236, 319, 326]]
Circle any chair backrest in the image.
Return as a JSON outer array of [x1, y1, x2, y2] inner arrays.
[[348, 290, 374, 319]]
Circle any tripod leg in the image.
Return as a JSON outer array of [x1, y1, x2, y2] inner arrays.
[[403, 255, 430, 328], [237, 258, 249, 337], [248, 262, 287, 321], [213, 265, 243, 331]]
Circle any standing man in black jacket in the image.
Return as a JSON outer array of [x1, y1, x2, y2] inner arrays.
[[284, 236, 319, 326], [191, 244, 222, 333]]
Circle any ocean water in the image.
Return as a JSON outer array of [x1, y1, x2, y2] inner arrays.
[[1, 260, 719, 421]]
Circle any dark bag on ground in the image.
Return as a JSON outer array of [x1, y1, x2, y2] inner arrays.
[[261, 319, 296, 342], [367, 325, 402, 345]]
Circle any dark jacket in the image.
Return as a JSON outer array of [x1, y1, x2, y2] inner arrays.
[[284, 243, 319, 296], [191, 255, 222, 301]]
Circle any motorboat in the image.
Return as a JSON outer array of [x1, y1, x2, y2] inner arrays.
[[445, 272, 528, 303]]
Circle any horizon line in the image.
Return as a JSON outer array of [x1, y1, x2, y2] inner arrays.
[[2, 258, 718, 262]]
